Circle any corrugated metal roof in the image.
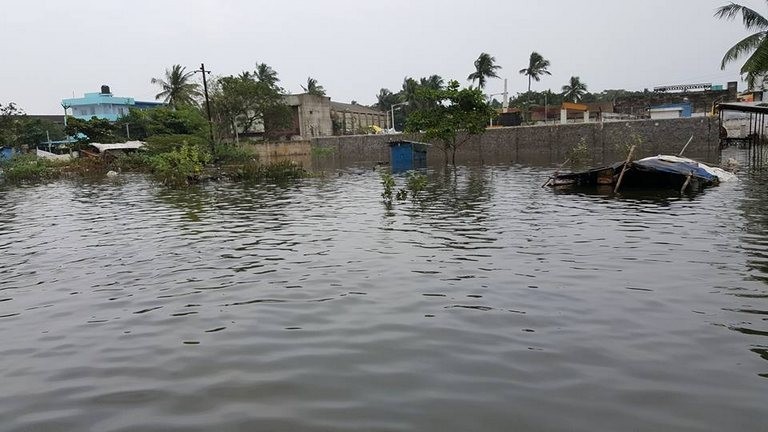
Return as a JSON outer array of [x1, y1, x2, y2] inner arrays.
[[330, 101, 385, 115]]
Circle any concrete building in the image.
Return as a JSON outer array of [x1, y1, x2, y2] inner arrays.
[[282, 93, 333, 139], [330, 102, 388, 135], [62, 85, 164, 121]]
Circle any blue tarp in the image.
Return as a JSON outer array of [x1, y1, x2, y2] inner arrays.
[[634, 158, 718, 182]]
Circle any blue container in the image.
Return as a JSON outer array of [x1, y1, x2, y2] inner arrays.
[[389, 141, 427, 172], [0, 147, 15, 161]]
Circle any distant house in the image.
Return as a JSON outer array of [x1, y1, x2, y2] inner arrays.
[[330, 102, 388, 135], [649, 102, 693, 120], [62, 85, 164, 121]]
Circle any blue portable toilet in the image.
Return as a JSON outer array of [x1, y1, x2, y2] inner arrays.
[[0, 147, 15, 161], [389, 140, 428, 172]]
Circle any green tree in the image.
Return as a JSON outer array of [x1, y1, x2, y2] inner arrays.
[[405, 80, 496, 166], [255, 62, 280, 88], [519, 52, 551, 92], [115, 106, 207, 140], [716, 2, 768, 88], [374, 88, 399, 112], [64, 117, 121, 144], [467, 52, 501, 89], [151, 64, 202, 108], [301, 77, 326, 96], [562, 76, 588, 102], [0, 103, 25, 150], [210, 72, 291, 141]]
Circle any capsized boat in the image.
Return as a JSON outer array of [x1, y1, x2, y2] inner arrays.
[[546, 155, 737, 192]]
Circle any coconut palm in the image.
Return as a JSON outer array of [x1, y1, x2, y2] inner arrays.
[[716, 2, 768, 88], [467, 53, 501, 89], [420, 74, 445, 91], [562, 76, 588, 102], [255, 62, 279, 87], [150, 64, 201, 108], [301, 77, 326, 96], [519, 52, 552, 92]]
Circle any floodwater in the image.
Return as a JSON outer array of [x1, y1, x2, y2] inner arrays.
[[0, 165, 766, 431]]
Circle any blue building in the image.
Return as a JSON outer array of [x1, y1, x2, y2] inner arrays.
[[62, 85, 164, 121], [648, 102, 693, 119]]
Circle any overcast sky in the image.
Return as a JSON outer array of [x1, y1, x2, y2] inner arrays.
[[0, 0, 758, 114]]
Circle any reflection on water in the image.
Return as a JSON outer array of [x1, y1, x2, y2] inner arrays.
[[0, 167, 767, 431]]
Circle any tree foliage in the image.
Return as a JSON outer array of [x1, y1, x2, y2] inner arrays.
[[716, 2, 768, 88], [0, 103, 65, 150], [151, 64, 202, 108], [301, 77, 326, 96], [209, 64, 291, 141], [467, 52, 502, 89], [519, 52, 552, 92], [561, 76, 588, 102], [405, 80, 496, 165]]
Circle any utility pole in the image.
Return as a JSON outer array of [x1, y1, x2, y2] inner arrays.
[[125, 123, 130, 140], [195, 63, 214, 155]]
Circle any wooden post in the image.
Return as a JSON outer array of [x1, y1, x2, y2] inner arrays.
[[613, 145, 636, 193]]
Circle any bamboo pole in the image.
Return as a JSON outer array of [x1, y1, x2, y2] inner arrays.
[[678, 135, 694, 157], [613, 145, 636, 193], [680, 172, 693, 194], [541, 158, 571, 188]]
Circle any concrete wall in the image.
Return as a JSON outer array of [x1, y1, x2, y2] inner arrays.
[[311, 117, 721, 166], [242, 140, 311, 166]]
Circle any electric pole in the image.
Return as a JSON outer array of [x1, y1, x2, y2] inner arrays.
[[195, 63, 214, 155]]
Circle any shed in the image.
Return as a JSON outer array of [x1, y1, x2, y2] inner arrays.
[[389, 140, 428, 172]]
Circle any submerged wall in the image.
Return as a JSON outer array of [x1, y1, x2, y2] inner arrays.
[[310, 117, 720, 166]]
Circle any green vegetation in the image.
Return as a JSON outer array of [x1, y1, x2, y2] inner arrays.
[[405, 80, 497, 165], [209, 64, 292, 142], [0, 102, 65, 151], [467, 52, 501, 89], [148, 143, 211, 186], [568, 137, 591, 169], [0, 154, 59, 182], [716, 2, 768, 88], [615, 130, 644, 155], [151, 64, 202, 108], [301, 77, 326, 96], [406, 172, 428, 196], [562, 76, 588, 103], [519, 52, 552, 92]]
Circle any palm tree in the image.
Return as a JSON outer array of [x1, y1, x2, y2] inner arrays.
[[254, 62, 279, 87], [301, 77, 326, 96], [519, 52, 551, 92], [420, 74, 445, 91], [150, 64, 202, 108], [716, 2, 768, 89], [562, 76, 588, 102], [467, 53, 501, 89]]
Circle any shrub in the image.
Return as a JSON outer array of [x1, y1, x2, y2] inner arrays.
[[149, 144, 211, 186], [145, 134, 208, 155], [0, 154, 58, 182], [568, 137, 591, 168], [214, 143, 258, 164]]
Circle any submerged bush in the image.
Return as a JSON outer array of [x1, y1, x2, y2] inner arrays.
[[149, 144, 211, 186], [214, 143, 258, 164], [145, 134, 208, 156], [0, 154, 58, 182], [225, 159, 306, 182], [568, 137, 590, 169]]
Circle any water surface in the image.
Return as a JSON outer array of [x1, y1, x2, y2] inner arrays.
[[0, 166, 766, 431]]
